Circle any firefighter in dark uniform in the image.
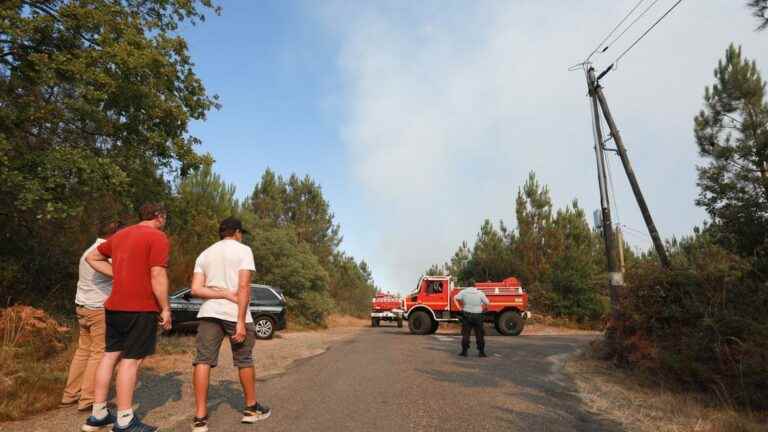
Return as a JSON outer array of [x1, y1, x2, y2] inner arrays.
[[454, 286, 490, 357]]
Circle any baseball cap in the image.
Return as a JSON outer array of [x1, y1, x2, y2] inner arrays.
[[219, 217, 251, 236]]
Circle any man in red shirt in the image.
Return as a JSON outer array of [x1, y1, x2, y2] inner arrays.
[[82, 203, 171, 432]]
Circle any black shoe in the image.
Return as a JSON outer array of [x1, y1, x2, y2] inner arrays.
[[479, 351, 488, 358], [81, 411, 116, 431], [459, 350, 468, 357], [112, 415, 158, 432], [192, 415, 209, 432], [242, 402, 271, 423]]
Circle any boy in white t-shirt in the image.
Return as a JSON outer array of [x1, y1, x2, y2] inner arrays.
[[190, 218, 271, 432]]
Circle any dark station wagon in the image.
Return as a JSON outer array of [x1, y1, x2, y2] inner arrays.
[[168, 284, 287, 339]]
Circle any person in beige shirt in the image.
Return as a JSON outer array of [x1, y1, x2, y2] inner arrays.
[[61, 221, 122, 411]]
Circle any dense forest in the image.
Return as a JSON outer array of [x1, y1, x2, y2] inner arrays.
[[0, 0, 376, 325]]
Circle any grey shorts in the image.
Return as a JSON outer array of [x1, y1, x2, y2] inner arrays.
[[193, 318, 256, 368]]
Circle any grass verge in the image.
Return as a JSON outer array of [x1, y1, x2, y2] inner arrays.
[[566, 349, 767, 432]]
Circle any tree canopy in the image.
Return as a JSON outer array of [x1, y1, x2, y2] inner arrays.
[[0, 1, 377, 325], [694, 44, 768, 273]]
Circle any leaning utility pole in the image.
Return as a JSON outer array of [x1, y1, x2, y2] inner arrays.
[[589, 67, 672, 269], [587, 67, 623, 340]]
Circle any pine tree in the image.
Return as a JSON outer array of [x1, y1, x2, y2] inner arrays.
[[694, 44, 768, 271], [446, 241, 471, 284], [514, 172, 556, 286], [749, 0, 768, 30], [470, 220, 510, 282]]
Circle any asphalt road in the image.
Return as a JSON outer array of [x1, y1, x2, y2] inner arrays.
[[164, 327, 622, 432]]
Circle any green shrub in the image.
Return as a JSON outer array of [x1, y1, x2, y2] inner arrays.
[[611, 236, 768, 409], [287, 290, 336, 328]]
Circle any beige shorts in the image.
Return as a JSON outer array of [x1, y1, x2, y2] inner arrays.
[[193, 318, 256, 368]]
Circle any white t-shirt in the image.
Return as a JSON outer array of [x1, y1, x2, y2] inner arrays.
[[194, 239, 256, 323], [75, 239, 113, 309]]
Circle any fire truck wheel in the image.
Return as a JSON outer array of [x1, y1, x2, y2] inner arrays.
[[408, 310, 433, 335], [371, 318, 380, 327], [496, 310, 524, 336], [428, 320, 439, 334]]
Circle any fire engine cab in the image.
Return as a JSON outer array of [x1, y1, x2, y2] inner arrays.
[[403, 276, 530, 336], [370, 293, 404, 328]]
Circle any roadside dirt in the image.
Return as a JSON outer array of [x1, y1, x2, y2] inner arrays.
[[435, 322, 599, 336], [565, 351, 767, 432]]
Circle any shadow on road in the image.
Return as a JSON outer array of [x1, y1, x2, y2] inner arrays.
[[416, 335, 624, 432], [134, 370, 184, 418]]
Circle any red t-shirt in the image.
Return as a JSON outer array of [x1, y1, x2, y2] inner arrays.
[[97, 224, 170, 312]]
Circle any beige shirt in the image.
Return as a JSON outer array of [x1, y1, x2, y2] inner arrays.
[[75, 239, 113, 308]]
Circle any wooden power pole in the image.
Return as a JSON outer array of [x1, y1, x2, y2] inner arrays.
[[591, 70, 672, 269], [587, 67, 623, 340]]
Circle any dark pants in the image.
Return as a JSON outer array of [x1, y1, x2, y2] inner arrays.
[[461, 312, 485, 352]]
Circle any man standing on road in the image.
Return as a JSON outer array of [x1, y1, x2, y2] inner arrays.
[[82, 203, 172, 432], [190, 217, 271, 432], [454, 286, 489, 358], [61, 221, 122, 411]]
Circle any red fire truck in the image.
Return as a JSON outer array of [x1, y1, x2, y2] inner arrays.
[[403, 276, 530, 336], [370, 292, 404, 328]]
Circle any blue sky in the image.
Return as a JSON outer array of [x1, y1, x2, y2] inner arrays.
[[182, 1, 768, 293]]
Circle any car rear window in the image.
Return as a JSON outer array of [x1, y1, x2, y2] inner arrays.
[[252, 287, 278, 302]]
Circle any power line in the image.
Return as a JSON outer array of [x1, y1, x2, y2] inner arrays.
[[600, 0, 662, 56], [584, 0, 648, 63], [611, 0, 685, 66]]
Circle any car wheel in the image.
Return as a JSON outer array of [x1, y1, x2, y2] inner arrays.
[[253, 316, 275, 340]]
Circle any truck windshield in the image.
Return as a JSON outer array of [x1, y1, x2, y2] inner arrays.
[[408, 279, 422, 296]]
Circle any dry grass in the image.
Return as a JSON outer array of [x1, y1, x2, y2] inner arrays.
[[566, 351, 767, 432], [528, 312, 603, 331], [325, 314, 368, 328], [0, 306, 74, 422], [155, 333, 196, 355], [285, 313, 368, 332]]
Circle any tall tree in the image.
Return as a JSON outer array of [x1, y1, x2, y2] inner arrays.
[[446, 241, 471, 284], [0, 0, 218, 306], [547, 201, 606, 321], [514, 172, 556, 285], [468, 220, 510, 282], [250, 171, 341, 266], [167, 163, 238, 288], [250, 169, 287, 226], [749, 0, 768, 30], [694, 44, 768, 271]]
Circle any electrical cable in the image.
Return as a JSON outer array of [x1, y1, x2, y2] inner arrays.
[[600, 0, 661, 56], [612, 0, 685, 65], [585, 0, 648, 62], [621, 224, 652, 239]]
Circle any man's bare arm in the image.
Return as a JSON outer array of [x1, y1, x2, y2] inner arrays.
[[236, 269, 251, 324], [151, 266, 172, 330], [190, 273, 237, 302], [232, 269, 252, 343], [86, 249, 113, 277]]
